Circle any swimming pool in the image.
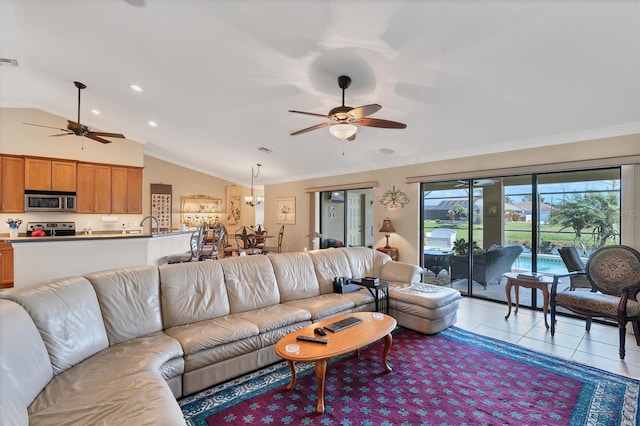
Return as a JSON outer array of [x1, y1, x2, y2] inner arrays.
[[512, 252, 580, 274]]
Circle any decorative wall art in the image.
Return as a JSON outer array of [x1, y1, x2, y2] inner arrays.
[[180, 195, 222, 227], [226, 186, 242, 228], [150, 184, 172, 230], [276, 196, 296, 225]]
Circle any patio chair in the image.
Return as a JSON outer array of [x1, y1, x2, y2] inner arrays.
[[449, 245, 523, 289], [550, 245, 640, 359], [558, 246, 592, 290]]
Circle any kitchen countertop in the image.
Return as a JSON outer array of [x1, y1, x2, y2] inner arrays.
[[3, 230, 192, 243]]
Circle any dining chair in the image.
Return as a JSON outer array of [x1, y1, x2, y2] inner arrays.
[[234, 226, 262, 255], [550, 245, 640, 359], [200, 223, 226, 260], [166, 224, 206, 264], [262, 225, 284, 254]]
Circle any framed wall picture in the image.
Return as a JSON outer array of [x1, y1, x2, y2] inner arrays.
[[150, 183, 172, 231], [487, 202, 498, 217], [180, 195, 222, 227], [276, 196, 296, 225]]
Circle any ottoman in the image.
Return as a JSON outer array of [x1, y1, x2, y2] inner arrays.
[[388, 282, 462, 334]]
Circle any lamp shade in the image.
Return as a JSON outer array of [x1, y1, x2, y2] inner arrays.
[[305, 230, 323, 238], [378, 218, 396, 233], [329, 124, 357, 140]]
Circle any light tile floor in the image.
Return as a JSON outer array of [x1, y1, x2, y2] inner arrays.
[[454, 297, 640, 379]]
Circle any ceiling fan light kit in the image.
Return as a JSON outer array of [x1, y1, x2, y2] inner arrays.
[[329, 123, 357, 141], [289, 75, 406, 141]]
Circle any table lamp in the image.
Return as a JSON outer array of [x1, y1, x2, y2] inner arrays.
[[379, 218, 396, 249]]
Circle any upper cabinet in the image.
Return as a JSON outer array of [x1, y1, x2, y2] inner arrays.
[[76, 163, 112, 214], [0, 155, 25, 213], [111, 166, 142, 214], [25, 157, 76, 191]]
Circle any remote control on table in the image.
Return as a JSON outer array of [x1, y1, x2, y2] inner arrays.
[[296, 335, 328, 344]]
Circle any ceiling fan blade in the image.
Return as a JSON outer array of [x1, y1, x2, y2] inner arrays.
[[357, 117, 407, 129], [24, 122, 69, 132], [85, 134, 112, 144], [90, 131, 125, 139], [290, 122, 330, 136], [289, 110, 330, 119], [346, 132, 356, 141], [67, 120, 83, 131], [50, 133, 73, 137], [348, 104, 381, 119]]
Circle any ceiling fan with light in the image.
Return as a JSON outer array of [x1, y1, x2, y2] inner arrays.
[[24, 81, 125, 144], [289, 75, 407, 141]]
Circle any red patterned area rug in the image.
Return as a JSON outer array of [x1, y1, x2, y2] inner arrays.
[[179, 327, 640, 425]]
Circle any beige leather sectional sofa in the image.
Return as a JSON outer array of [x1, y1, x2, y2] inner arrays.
[[0, 247, 461, 425]]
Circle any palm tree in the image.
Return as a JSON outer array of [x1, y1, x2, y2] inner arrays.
[[547, 192, 619, 252]]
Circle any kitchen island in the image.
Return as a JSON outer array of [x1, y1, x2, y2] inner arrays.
[[4, 231, 192, 287]]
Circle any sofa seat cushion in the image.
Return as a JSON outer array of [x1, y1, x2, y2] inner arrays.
[[389, 283, 461, 309], [28, 371, 186, 426], [29, 331, 184, 414], [237, 304, 311, 333], [284, 294, 356, 320], [166, 314, 259, 357], [337, 288, 375, 308]]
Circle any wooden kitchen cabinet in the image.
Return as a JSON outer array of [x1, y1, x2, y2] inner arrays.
[[76, 163, 112, 213], [111, 166, 142, 214], [25, 157, 77, 191], [0, 242, 14, 288], [0, 155, 25, 212]]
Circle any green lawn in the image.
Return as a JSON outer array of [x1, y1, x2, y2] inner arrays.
[[424, 220, 598, 252]]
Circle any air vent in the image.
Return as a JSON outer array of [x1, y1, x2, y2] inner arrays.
[[0, 58, 19, 67], [258, 147, 273, 153]]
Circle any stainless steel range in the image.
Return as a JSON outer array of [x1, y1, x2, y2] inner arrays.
[[26, 222, 76, 237]]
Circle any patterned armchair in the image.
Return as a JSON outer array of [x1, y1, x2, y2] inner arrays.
[[550, 245, 640, 360]]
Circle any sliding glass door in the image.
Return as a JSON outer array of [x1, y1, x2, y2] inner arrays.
[[421, 167, 621, 310]]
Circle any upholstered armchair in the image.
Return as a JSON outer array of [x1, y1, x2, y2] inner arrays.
[[550, 245, 640, 359], [450, 245, 524, 289]]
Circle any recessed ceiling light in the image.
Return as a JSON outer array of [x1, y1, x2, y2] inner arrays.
[[90, 109, 101, 115], [379, 148, 394, 155], [148, 121, 158, 127], [129, 84, 143, 92]]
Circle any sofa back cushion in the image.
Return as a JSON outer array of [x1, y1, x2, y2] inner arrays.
[[342, 247, 388, 279], [159, 260, 230, 328], [84, 265, 163, 345], [1, 277, 108, 375], [0, 299, 53, 421], [268, 252, 320, 302], [220, 255, 280, 313], [308, 248, 353, 294]]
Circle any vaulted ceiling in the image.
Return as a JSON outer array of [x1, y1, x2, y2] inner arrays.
[[1, 0, 638, 186]]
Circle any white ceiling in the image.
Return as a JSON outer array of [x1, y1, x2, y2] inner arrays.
[[1, 0, 638, 186]]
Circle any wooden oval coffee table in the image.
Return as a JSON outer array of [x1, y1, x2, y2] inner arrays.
[[275, 312, 397, 413]]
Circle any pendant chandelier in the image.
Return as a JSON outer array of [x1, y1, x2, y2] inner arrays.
[[244, 163, 263, 207]]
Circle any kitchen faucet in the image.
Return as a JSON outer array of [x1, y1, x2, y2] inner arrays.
[[140, 216, 160, 234]]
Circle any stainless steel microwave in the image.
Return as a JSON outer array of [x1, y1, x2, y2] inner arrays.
[[24, 191, 76, 212]]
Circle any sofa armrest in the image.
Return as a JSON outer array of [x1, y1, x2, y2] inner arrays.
[[381, 261, 422, 284]]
